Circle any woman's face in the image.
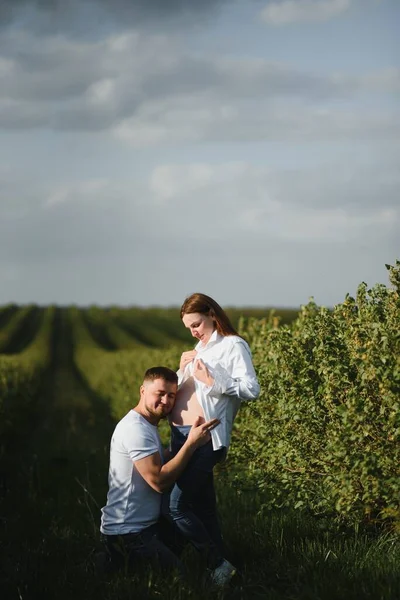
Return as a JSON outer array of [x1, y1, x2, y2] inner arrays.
[[182, 312, 216, 345]]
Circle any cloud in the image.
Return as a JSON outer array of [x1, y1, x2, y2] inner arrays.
[[147, 160, 400, 242], [44, 179, 111, 207], [260, 0, 351, 25], [1, 153, 398, 305], [0, 29, 398, 143], [114, 99, 400, 146], [150, 163, 216, 201], [1, 182, 141, 265], [0, 0, 231, 35], [3, 152, 398, 260], [0, 0, 397, 307], [331, 68, 400, 94]]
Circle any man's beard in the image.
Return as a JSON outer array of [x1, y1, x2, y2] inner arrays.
[[147, 403, 170, 420]]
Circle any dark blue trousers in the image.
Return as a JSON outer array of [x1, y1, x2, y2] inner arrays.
[[167, 424, 226, 569], [101, 516, 185, 575]]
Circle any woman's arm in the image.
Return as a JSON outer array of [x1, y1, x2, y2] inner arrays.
[[204, 340, 260, 401]]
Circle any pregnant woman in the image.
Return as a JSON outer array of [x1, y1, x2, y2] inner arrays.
[[167, 293, 260, 585]]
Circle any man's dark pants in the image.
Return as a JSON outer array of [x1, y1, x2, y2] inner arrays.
[[101, 515, 186, 575]]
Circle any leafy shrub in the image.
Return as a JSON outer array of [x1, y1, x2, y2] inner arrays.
[[231, 261, 400, 526]]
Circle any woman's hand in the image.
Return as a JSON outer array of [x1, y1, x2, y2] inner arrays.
[[179, 350, 197, 371], [193, 359, 214, 387]]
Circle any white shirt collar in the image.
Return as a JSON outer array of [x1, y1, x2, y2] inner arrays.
[[195, 329, 221, 351]]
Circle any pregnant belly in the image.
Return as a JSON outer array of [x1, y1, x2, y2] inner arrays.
[[169, 376, 205, 425]]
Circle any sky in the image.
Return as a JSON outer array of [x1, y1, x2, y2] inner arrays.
[[0, 0, 399, 308]]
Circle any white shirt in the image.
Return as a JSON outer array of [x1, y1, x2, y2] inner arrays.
[[100, 410, 164, 535], [177, 331, 260, 453]]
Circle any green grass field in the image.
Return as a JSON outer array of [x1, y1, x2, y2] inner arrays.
[[0, 299, 399, 600]]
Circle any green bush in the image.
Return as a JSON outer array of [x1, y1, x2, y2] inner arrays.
[[231, 261, 400, 526]]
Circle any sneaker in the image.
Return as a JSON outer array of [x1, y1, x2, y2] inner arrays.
[[210, 558, 236, 586]]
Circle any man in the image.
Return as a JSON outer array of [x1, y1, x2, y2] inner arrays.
[[100, 366, 219, 575]]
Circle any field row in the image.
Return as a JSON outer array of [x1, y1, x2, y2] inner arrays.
[[0, 304, 298, 355]]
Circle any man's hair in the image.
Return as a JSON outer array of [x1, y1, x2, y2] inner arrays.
[[143, 366, 178, 385]]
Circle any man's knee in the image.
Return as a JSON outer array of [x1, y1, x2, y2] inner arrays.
[[102, 535, 137, 572]]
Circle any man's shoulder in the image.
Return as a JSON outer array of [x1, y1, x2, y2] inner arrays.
[[115, 411, 154, 437], [113, 411, 160, 451], [116, 409, 138, 428]]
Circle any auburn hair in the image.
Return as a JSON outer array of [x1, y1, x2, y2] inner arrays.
[[180, 293, 239, 337]]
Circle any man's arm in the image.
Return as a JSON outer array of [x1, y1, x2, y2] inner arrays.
[[163, 447, 172, 462], [134, 416, 219, 493]]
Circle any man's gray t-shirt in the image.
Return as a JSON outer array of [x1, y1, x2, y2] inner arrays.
[[100, 410, 164, 535]]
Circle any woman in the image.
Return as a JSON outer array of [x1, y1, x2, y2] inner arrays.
[[167, 293, 260, 585]]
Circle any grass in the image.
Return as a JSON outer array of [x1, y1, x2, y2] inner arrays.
[[218, 488, 400, 600], [0, 307, 398, 600], [1, 458, 398, 600]]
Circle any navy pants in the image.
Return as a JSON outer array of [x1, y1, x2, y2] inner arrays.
[[167, 425, 226, 569], [101, 516, 185, 576]]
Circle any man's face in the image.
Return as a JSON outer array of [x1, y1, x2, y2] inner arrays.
[[140, 378, 177, 422]]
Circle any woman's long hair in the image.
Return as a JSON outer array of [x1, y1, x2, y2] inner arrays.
[[180, 293, 239, 337]]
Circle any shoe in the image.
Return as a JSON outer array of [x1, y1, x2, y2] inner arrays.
[[210, 558, 236, 586]]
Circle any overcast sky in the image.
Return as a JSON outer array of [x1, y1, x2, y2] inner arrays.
[[1, 0, 399, 307]]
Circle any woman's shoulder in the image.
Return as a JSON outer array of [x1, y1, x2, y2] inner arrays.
[[221, 334, 250, 351]]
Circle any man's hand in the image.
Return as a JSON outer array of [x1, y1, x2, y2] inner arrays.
[[187, 415, 219, 449], [179, 350, 197, 371], [134, 415, 220, 493], [193, 359, 214, 387]]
